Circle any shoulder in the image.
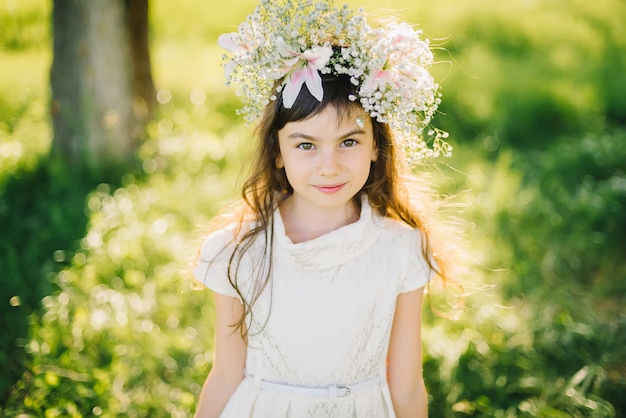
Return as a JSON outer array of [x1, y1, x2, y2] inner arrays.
[[198, 217, 254, 262], [199, 222, 236, 251], [194, 218, 259, 296], [372, 215, 433, 292], [373, 213, 425, 247]]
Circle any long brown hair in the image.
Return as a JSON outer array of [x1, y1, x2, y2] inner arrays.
[[218, 74, 448, 335]]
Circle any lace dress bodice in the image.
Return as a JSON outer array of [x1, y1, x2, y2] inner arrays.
[[194, 198, 431, 417]]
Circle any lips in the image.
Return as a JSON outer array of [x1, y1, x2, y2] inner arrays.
[[314, 183, 346, 194]]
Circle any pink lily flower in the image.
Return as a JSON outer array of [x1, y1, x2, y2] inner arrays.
[[217, 22, 257, 79], [218, 33, 247, 79], [217, 32, 241, 53], [364, 69, 391, 90], [279, 45, 333, 108], [388, 22, 419, 45]]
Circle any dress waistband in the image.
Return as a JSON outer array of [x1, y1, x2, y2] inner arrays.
[[245, 371, 382, 398]]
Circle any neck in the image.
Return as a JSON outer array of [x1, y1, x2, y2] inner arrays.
[[278, 197, 361, 243]]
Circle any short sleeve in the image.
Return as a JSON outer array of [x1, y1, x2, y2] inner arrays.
[[193, 227, 239, 298], [397, 227, 435, 294]]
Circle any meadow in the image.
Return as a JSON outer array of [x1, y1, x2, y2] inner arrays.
[[1, 0, 625, 416]]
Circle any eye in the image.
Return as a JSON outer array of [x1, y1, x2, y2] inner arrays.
[[296, 142, 315, 150], [341, 139, 358, 148]]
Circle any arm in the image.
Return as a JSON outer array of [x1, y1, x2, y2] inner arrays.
[[195, 292, 247, 418], [387, 287, 428, 418]]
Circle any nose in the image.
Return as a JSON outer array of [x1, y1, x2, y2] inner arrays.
[[317, 149, 340, 177]]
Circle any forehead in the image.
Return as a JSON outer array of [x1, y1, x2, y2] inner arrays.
[[280, 105, 371, 135]]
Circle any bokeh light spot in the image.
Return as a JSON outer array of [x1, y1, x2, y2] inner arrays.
[[156, 89, 172, 104]]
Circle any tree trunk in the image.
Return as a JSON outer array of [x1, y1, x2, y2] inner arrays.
[[50, 0, 154, 180], [126, 0, 155, 123]]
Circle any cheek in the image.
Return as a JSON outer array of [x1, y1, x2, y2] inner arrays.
[[283, 162, 302, 180]]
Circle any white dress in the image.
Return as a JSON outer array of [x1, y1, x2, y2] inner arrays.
[[194, 197, 431, 417]]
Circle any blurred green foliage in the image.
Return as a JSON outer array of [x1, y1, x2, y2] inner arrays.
[[1, 0, 625, 416], [416, 0, 626, 149]]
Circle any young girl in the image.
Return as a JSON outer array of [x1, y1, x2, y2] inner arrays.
[[194, 1, 453, 417]]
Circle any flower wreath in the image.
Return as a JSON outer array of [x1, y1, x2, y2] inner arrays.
[[218, 0, 451, 160]]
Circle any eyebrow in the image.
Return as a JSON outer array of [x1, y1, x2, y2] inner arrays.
[[287, 128, 366, 141]]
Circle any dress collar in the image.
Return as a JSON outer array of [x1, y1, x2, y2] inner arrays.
[[272, 195, 383, 270]]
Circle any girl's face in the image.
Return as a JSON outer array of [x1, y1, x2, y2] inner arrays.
[[276, 105, 378, 218]]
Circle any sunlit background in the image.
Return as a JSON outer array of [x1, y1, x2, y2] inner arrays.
[[1, 0, 625, 416]]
